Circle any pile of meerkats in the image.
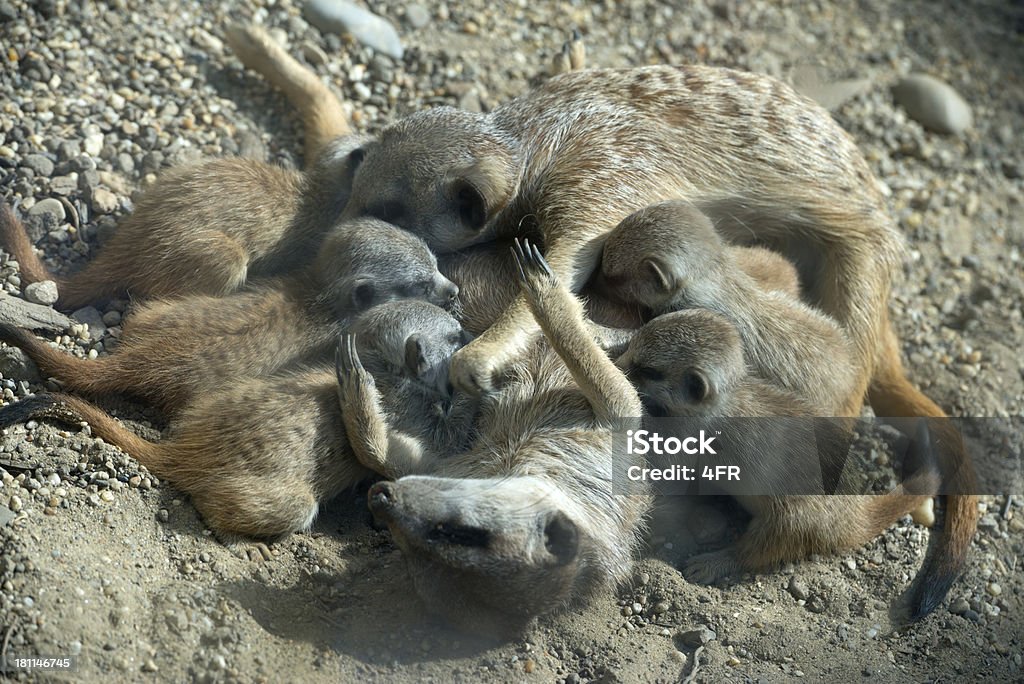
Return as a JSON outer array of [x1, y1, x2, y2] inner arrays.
[[0, 24, 977, 634]]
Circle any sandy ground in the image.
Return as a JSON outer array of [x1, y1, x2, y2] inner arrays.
[[0, 0, 1022, 681]]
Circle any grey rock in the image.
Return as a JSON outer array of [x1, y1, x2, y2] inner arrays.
[[0, 346, 41, 381], [78, 169, 100, 194], [0, 294, 70, 333], [787, 575, 809, 601], [405, 4, 430, 29], [458, 87, 482, 113], [101, 310, 122, 327], [677, 626, 717, 648], [140, 151, 164, 175], [792, 65, 872, 111], [24, 280, 59, 306], [27, 198, 65, 222], [0, 505, 15, 528], [301, 41, 329, 67], [49, 174, 77, 196], [892, 74, 973, 135], [89, 187, 118, 214], [115, 152, 135, 175], [71, 306, 106, 341], [22, 154, 54, 177], [304, 0, 404, 60], [0, 2, 16, 22]]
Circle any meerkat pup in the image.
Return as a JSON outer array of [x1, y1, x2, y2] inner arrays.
[[616, 309, 939, 582], [0, 214, 457, 415], [596, 200, 858, 414], [335, 240, 649, 634], [0, 301, 469, 541]]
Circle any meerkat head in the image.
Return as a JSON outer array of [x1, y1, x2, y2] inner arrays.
[[339, 107, 519, 253], [597, 200, 728, 314], [351, 299, 470, 398], [615, 309, 745, 417], [314, 217, 459, 318], [367, 475, 587, 635]]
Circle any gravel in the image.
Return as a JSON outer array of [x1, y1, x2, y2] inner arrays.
[[0, 0, 1021, 682]]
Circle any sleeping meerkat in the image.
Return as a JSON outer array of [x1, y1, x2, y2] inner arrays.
[[335, 240, 649, 634], [0, 301, 470, 542], [615, 309, 939, 583], [218, 24, 977, 618], [0, 214, 457, 414], [596, 199, 858, 414]]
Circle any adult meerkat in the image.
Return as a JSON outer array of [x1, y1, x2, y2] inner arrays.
[[596, 200, 859, 414], [0, 26, 581, 310], [0, 214, 457, 414], [615, 309, 939, 583], [335, 240, 649, 634], [0, 301, 469, 541]]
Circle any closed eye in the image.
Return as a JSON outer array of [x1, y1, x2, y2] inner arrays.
[[368, 201, 407, 223], [633, 366, 665, 382]]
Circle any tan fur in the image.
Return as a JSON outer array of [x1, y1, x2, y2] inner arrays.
[[0, 216, 457, 414], [336, 242, 649, 634], [615, 310, 936, 583], [229, 27, 974, 617], [598, 200, 858, 414]]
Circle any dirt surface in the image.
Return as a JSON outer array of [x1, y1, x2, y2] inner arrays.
[[0, 0, 1022, 681]]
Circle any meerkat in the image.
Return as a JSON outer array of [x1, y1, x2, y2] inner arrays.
[[615, 309, 939, 582], [0, 300, 470, 542], [335, 240, 649, 634], [0, 214, 458, 414], [0, 25, 581, 311], [226, 43, 972, 615], [596, 200, 859, 414]]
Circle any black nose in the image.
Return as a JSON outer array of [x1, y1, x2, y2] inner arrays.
[[368, 482, 395, 517]]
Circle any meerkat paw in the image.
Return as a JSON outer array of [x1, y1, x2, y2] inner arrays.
[[682, 548, 743, 585], [511, 237, 558, 300], [336, 333, 376, 395], [551, 29, 586, 75], [449, 343, 501, 396], [213, 530, 276, 563]]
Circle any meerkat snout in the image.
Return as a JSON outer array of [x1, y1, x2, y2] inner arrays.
[[617, 309, 743, 417]]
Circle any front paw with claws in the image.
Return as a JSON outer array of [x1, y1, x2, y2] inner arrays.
[[511, 237, 558, 300], [336, 334, 374, 397]]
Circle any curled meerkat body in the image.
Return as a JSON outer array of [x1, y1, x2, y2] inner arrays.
[[616, 310, 938, 582], [0, 301, 470, 541], [597, 200, 858, 414], [336, 241, 649, 634], [0, 142, 364, 310], [0, 216, 457, 414]]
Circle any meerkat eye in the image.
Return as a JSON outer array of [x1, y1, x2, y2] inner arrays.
[[633, 365, 665, 382], [452, 180, 487, 231], [369, 201, 407, 223], [681, 370, 711, 403]]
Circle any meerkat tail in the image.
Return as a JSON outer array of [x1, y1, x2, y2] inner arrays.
[[0, 204, 58, 287], [868, 322, 979, 620], [0, 393, 164, 471], [223, 22, 351, 166], [0, 323, 119, 395]]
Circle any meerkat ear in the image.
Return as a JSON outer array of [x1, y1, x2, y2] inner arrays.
[[316, 135, 376, 219], [643, 258, 676, 293], [449, 155, 515, 229], [682, 369, 712, 404], [404, 334, 428, 378], [351, 280, 376, 309]]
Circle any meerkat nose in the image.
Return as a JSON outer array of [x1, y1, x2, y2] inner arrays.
[[368, 482, 396, 516]]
